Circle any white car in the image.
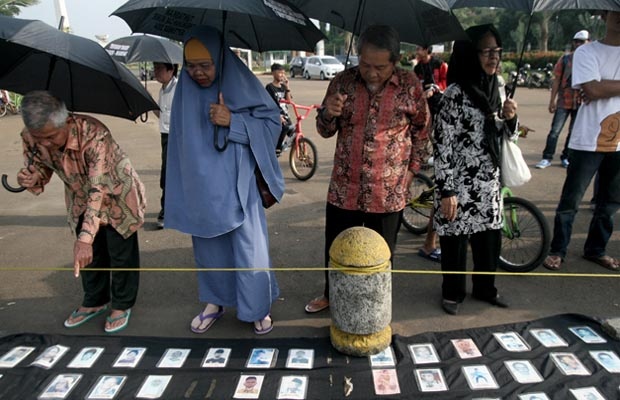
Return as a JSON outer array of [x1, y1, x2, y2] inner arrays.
[[303, 56, 345, 80]]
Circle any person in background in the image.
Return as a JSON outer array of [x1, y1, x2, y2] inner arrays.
[[152, 62, 178, 229], [304, 25, 430, 313], [265, 63, 295, 155], [542, 11, 620, 272], [432, 24, 518, 315], [16, 90, 145, 333], [535, 30, 590, 169], [166, 26, 284, 335]]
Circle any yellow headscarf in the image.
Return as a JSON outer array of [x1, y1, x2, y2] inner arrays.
[[184, 38, 212, 61]]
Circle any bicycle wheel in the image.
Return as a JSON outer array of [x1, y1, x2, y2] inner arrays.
[[401, 172, 433, 234], [499, 196, 550, 272], [289, 137, 317, 181]]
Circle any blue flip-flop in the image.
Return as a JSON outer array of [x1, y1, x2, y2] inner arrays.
[[190, 306, 224, 334], [64, 304, 109, 328], [418, 248, 441, 262], [104, 309, 132, 334]]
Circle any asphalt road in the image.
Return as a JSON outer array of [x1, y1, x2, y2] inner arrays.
[[0, 75, 617, 340]]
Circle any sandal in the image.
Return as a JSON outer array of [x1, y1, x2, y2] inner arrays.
[[104, 309, 132, 334], [190, 305, 224, 334], [304, 295, 329, 313], [583, 255, 620, 272], [542, 255, 562, 271], [64, 304, 109, 328], [254, 314, 273, 335], [418, 248, 441, 262]]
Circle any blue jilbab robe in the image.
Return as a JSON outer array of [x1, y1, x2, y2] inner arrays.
[[165, 26, 284, 322]]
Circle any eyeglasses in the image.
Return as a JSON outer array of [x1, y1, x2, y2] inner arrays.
[[478, 47, 502, 58]]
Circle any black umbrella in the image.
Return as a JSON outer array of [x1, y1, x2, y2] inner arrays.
[[111, 0, 326, 52], [105, 34, 183, 64], [0, 15, 159, 120]]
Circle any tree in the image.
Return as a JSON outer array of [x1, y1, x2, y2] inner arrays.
[[0, 0, 40, 17]]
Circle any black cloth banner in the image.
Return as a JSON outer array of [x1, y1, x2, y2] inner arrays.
[[0, 313, 618, 399]]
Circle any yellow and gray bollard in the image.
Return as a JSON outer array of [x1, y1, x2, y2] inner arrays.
[[329, 227, 392, 357]]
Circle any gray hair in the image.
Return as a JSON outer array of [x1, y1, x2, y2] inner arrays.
[[21, 91, 68, 131], [356, 25, 400, 63]]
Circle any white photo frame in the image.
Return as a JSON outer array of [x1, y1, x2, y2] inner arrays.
[[549, 352, 590, 376], [112, 347, 146, 368], [156, 348, 190, 368], [246, 348, 277, 369], [38, 374, 82, 399], [409, 343, 440, 364], [589, 350, 620, 373], [569, 326, 607, 344], [31, 345, 70, 369], [451, 338, 482, 359], [202, 347, 231, 368], [286, 349, 314, 369], [569, 386, 606, 400], [0, 346, 35, 368], [462, 365, 499, 390], [369, 346, 396, 368], [493, 332, 531, 352], [67, 347, 104, 369], [86, 375, 127, 399], [530, 329, 568, 348], [518, 392, 550, 400], [276, 375, 308, 399], [233, 374, 265, 399], [372, 368, 401, 395], [135, 375, 173, 399], [414, 368, 448, 392], [504, 360, 544, 383]]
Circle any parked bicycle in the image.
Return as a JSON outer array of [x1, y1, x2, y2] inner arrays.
[[0, 91, 21, 117], [278, 99, 319, 181], [402, 172, 550, 272]]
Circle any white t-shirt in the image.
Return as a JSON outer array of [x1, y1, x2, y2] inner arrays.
[[570, 41, 620, 152], [158, 76, 178, 134]]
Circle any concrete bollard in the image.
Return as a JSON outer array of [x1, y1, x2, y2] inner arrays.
[[328, 227, 392, 356]]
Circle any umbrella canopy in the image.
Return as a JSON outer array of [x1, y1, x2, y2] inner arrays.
[[111, 0, 326, 51], [105, 34, 183, 64], [445, 0, 620, 12], [0, 16, 158, 121], [288, 0, 467, 45]]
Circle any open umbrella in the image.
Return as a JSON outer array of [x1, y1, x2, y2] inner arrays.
[[0, 15, 158, 120], [111, 0, 326, 52], [105, 34, 183, 64]]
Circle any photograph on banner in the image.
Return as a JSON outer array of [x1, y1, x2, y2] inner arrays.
[[409, 343, 441, 364], [86, 375, 127, 399], [246, 348, 277, 369], [462, 365, 499, 390], [113, 347, 147, 368], [529, 329, 569, 348], [38, 374, 82, 399], [414, 368, 448, 392], [202, 347, 231, 367], [233, 374, 265, 399], [550, 352, 591, 376], [518, 393, 550, 400], [589, 350, 620, 373], [0, 346, 35, 368], [276, 375, 308, 399], [569, 386, 606, 400], [504, 360, 544, 384], [493, 332, 531, 352], [67, 347, 105, 368], [135, 375, 172, 399], [451, 338, 482, 359], [569, 326, 607, 344], [372, 368, 401, 395], [369, 346, 396, 368], [156, 348, 190, 368], [285, 349, 314, 369], [31, 345, 70, 369]]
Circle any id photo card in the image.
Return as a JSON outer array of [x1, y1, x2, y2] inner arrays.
[[462, 365, 499, 390], [156, 348, 190, 368], [113, 347, 146, 368], [369, 346, 396, 368], [414, 368, 448, 392], [86, 375, 127, 399], [30, 345, 70, 369], [504, 360, 544, 383], [0, 346, 35, 368], [246, 348, 277, 369], [233, 374, 265, 399], [550, 352, 590, 376], [530, 328, 568, 348], [67, 347, 104, 368], [276, 375, 308, 400], [493, 332, 531, 352], [451, 338, 482, 359], [285, 349, 314, 369], [135, 375, 173, 399], [38, 374, 82, 399], [202, 347, 231, 368], [409, 343, 440, 364], [372, 368, 401, 396], [569, 326, 607, 344]]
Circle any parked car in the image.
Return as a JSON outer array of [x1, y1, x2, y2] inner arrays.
[[289, 56, 307, 78], [303, 56, 345, 80], [335, 54, 359, 69]]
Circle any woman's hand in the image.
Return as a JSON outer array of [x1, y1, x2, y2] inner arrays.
[[210, 93, 231, 127], [441, 195, 458, 221]]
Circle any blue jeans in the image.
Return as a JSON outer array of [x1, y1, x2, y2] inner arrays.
[[550, 150, 620, 258], [542, 107, 578, 161]]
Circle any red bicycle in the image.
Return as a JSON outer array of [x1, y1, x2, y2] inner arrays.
[[279, 100, 319, 181]]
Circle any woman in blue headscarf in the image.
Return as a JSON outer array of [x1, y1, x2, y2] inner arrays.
[[166, 26, 284, 335]]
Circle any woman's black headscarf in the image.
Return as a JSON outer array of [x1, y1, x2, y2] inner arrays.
[[447, 24, 503, 166]]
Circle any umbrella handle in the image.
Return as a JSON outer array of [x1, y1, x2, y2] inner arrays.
[[214, 126, 229, 152], [140, 112, 148, 123], [1, 174, 26, 193]]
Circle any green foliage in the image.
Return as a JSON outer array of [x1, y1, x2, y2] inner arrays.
[[503, 51, 563, 69], [0, 0, 40, 17]]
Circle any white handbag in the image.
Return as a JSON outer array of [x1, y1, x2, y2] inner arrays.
[[501, 137, 531, 187]]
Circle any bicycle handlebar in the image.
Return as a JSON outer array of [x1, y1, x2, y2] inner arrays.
[[279, 100, 321, 122]]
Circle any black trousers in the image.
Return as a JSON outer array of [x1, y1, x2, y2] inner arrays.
[[322, 203, 401, 297], [160, 133, 168, 216], [440, 229, 501, 303], [78, 221, 140, 310]]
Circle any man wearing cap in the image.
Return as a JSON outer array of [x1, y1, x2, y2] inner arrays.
[[536, 30, 590, 169]]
